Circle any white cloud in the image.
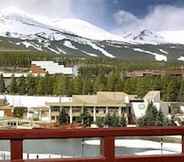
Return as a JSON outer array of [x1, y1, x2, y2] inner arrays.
[[0, 0, 73, 18], [0, 0, 106, 25], [113, 5, 184, 33], [114, 10, 139, 25], [113, 10, 141, 32]]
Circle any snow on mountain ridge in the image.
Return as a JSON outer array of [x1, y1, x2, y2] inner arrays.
[[0, 7, 51, 29], [0, 7, 124, 41], [1, 7, 184, 45], [123, 29, 167, 44], [123, 29, 184, 45], [158, 30, 184, 44], [0, 7, 69, 37], [52, 18, 124, 41]]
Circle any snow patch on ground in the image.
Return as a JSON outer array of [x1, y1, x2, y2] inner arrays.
[[87, 42, 115, 58], [47, 47, 60, 54], [133, 48, 167, 62], [159, 49, 168, 54], [85, 139, 181, 154], [178, 56, 184, 61], [81, 50, 98, 57], [21, 41, 42, 51], [57, 47, 66, 54], [0, 151, 71, 160], [63, 40, 77, 50], [135, 150, 176, 155]]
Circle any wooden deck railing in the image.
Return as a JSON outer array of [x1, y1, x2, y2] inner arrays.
[[0, 127, 184, 162]]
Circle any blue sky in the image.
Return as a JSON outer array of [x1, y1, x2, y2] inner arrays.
[[1, 0, 184, 32], [72, 0, 184, 30]]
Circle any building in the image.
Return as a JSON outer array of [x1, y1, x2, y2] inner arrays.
[[0, 117, 37, 129], [46, 91, 138, 124], [47, 91, 173, 125], [126, 68, 184, 78], [0, 97, 13, 118], [1, 91, 182, 126], [31, 61, 78, 77], [0, 95, 72, 123], [130, 91, 169, 120]]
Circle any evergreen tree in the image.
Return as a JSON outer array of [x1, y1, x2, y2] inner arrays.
[[110, 112, 120, 127], [9, 76, 17, 94], [106, 71, 122, 91], [36, 77, 45, 95], [80, 109, 92, 127], [58, 108, 69, 125], [178, 80, 184, 102], [156, 109, 169, 126], [13, 107, 27, 118], [43, 73, 53, 95], [82, 79, 93, 95], [26, 75, 36, 96], [93, 74, 105, 93], [65, 77, 73, 96], [162, 79, 177, 102], [104, 113, 112, 127], [72, 77, 83, 95], [53, 76, 64, 95], [123, 78, 137, 94], [120, 114, 127, 127], [137, 102, 170, 127], [136, 78, 149, 97], [0, 74, 5, 93], [17, 76, 27, 95], [96, 117, 105, 128]]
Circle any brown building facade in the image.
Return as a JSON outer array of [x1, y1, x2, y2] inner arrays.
[[31, 64, 47, 77]]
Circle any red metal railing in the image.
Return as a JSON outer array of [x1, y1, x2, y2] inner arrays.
[[1, 127, 184, 162]]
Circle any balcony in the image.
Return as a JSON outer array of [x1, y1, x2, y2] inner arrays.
[[0, 127, 184, 162]]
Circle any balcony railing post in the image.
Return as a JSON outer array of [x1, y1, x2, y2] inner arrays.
[[182, 135, 184, 154], [11, 139, 23, 160], [101, 136, 115, 162]]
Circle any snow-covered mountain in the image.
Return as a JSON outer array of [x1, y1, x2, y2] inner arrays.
[[158, 30, 184, 44], [52, 18, 124, 41], [123, 29, 184, 45], [123, 30, 166, 44], [0, 7, 123, 41], [0, 7, 57, 36], [1, 7, 184, 62]]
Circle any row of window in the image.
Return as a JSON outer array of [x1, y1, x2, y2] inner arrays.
[[51, 107, 127, 113]]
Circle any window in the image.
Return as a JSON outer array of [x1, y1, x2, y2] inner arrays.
[[51, 107, 60, 112]]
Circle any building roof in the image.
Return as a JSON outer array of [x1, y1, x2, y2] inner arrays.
[[0, 95, 72, 108], [47, 91, 134, 107], [32, 61, 73, 75], [144, 91, 160, 103], [0, 71, 28, 78]]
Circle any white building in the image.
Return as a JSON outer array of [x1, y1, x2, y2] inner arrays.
[[131, 91, 170, 120], [0, 95, 72, 122], [31, 61, 78, 77]]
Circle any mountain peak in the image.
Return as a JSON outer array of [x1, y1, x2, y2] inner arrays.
[[123, 29, 165, 44], [140, 29, 154, 36]]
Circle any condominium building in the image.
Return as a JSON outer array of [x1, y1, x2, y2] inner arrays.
[[47, 91, 172, 125], [31, 61, 78, 77], [0, 91, 174, 126], [46, 91, 137, 124]]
